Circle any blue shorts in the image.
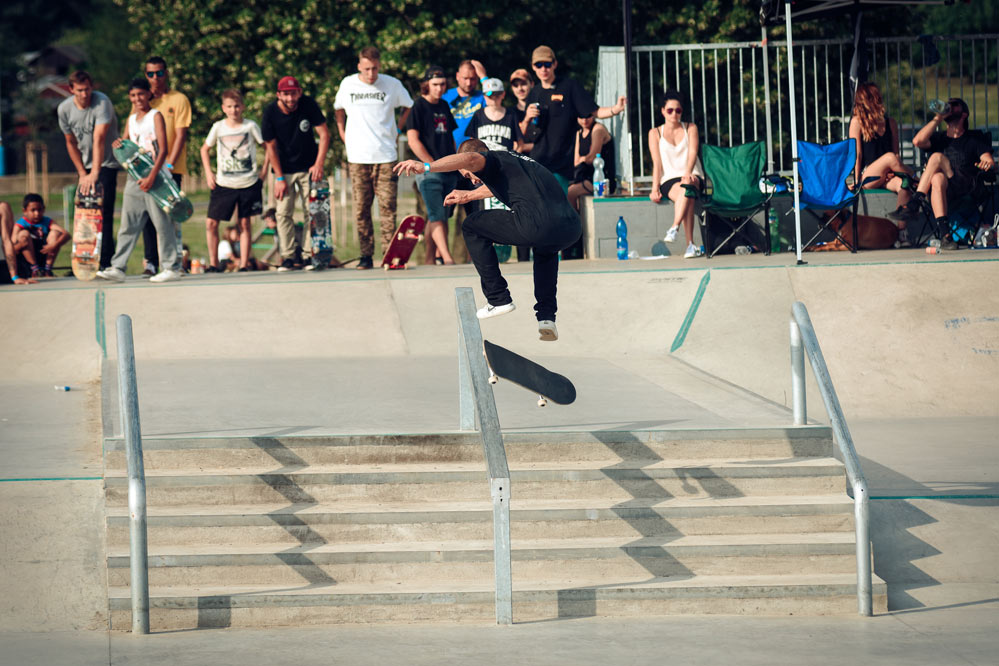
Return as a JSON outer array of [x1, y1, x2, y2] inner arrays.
[[416, 171, 458, 222]]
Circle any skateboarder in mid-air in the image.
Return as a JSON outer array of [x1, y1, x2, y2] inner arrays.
[[394, 138, 580, 341]]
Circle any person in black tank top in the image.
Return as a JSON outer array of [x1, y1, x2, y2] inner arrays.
[[394, 138, 581, 341], [848, 83, 914, 231], [565, 113, 614, 258]]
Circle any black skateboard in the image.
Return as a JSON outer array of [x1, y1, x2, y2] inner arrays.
[[483, 339, 576, 407]]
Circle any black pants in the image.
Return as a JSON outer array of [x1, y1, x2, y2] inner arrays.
[[97, 166, 119, 269], [140, 173, 183, 269], [462, 208, 580, 321]]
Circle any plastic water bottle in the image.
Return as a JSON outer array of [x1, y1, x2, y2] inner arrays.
[[735, 245, 753, 255], [768, 207, 780, 254], [593, 153, 608, 198], [928, 99, 950, 116], [616, 216, 629, 260], [928, 238, 942, 248]]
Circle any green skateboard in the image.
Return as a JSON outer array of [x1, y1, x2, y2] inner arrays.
[[112, 139, 194, 223]]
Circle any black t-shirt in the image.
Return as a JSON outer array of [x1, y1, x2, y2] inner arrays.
[[261, 95, 327, 173], [524, 77, 599, 179], [465, 108, 522, 152], [405, 97, 457, 161], [474, 150, 576, 226], [927, 129, 991, 180]]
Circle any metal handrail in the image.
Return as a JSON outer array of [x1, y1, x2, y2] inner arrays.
[[116, 314, 150, 633], [789, 302, 872, 617], [454, 288, 512, 625]]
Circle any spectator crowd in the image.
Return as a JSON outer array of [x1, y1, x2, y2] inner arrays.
[[2, 43, 994, 286]]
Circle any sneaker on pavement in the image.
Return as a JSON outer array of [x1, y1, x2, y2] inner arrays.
[[896, 227, 911, 248], [96, 266, 126, 282], [887, 202, 916, 222], [356, 255, 373, 270], [476, 302, 516, 319], [683, 242, 703, 258], [149, 269, 183, 283], [277, 259, 295, 272], [664, 225, 679, 243], [142, 265, 156, 278], [538, 320, 558, 341], [939, 236, 958, 250]]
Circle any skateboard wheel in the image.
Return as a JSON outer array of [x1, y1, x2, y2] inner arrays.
[[537, 397, 548, 407], [162, 204, 170, 212], [417, 234, 424, 243], [383, 264, 389, 271], [397, 232, 403, 240], [488, 374, 498, 385], [179, 190, 186, 197]]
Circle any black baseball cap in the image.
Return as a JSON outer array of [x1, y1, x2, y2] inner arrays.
[[423, 65, 446, 81]]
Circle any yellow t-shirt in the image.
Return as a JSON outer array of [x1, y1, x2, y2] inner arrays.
[[150, 89, 192, 175]]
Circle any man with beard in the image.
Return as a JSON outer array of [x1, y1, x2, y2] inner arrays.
[[262, 75, 331, 271], [891, 97, 994, 249]]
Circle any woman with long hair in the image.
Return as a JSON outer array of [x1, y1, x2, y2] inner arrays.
[[849, 82, 914, 243], [648, 90, 704, 258]]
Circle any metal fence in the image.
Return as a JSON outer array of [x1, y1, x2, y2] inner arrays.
[[598, 34, 999, 186]]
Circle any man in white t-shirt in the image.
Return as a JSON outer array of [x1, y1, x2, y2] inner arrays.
[[334, 46, 414, 269], [200, 88, 265, 272]]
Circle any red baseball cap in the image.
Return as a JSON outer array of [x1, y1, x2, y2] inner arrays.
[[277, 76, 301, 92]]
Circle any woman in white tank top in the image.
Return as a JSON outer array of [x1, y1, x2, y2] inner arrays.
[[648, 91, 704, 258]]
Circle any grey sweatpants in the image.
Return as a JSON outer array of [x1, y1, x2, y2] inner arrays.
[[111, 179, 179, 272]]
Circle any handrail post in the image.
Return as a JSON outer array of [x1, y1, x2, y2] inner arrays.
[[790, 318, 806, 425], [790, 302, 873, 617], [457, 317, 476, 431], [455, 288, 513, 625], [116, 315, 149, 634]]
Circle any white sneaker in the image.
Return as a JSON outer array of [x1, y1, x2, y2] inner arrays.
[[96, 266, 125, 282], [664, 226, 679, 243], [149, 269, 183, 283], [538, 320, 558, 341], [683, 243, 703, 259], [476, 302, 516, 319]]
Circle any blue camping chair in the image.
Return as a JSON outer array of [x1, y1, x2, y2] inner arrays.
[[797, 139, 864, 253]]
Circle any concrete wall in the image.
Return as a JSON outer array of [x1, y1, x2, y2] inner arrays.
[[579, 191, 904, 259]]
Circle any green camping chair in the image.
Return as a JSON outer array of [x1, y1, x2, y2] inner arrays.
[[687, 141, 775, 258]]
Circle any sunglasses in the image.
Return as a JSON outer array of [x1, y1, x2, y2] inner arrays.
[[145, 70, 166, 78], [665, 107, 682, 114], [533, 62, 553, 69]]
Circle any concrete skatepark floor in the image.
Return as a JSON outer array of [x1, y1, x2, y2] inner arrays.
[[1, 249, 996, 663]]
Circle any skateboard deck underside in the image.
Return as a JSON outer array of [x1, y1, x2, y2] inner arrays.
[[483, 339, 576, 405], [72, 189, 103, 281], [308, 186, 333, 268], [112, 140, 194, 223], [382, 215, 426, 270]]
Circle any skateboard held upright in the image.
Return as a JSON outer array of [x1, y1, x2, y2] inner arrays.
[[307, 179, 337, 269], [71, 184, 103, 281], [483, 339, 576, 407], [382, 215, 426, 270], [112, 139, 194, 223]]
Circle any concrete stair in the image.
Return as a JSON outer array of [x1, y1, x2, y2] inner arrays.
[[103, 428, 887, 629]]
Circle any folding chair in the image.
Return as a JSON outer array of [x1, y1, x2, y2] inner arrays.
[[798, 139, 863, 253], [689, 141, 775, 258], [913, 131, 997, 247]]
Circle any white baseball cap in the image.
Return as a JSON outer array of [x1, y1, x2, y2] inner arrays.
[[482, 78, 505, 96]]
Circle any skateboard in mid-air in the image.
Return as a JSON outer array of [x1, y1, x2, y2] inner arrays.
[[307, 179, 338, 269], [112, 139, 194, 223], [71, 183, 103, 281], [381, 215, 426, 270], [483, 339, 576, 407]]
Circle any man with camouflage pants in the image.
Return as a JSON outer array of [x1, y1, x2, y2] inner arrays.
[[334, 46, 414, 269]]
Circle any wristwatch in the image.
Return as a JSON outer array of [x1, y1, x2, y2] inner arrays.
[[424, 162, 431, 173]]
